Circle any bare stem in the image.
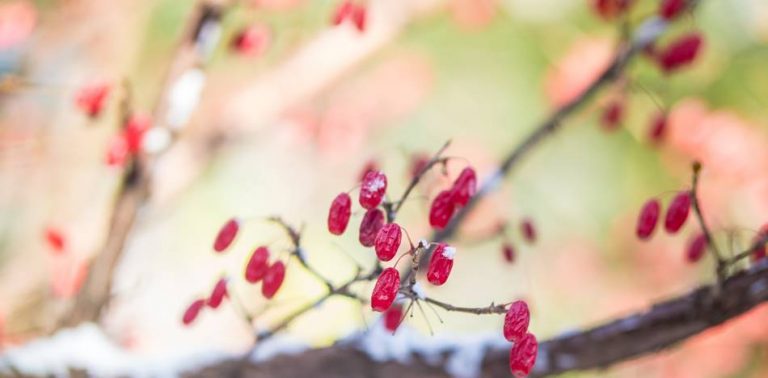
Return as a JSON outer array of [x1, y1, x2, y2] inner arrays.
[[690, 162, 726, 281], [386, 140, 451, 222]]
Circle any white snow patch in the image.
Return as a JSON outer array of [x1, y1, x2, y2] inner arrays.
[[411, 282, 426, 299], [419, 239, 430, 249], [365, 176, 386, 192], [442, 246, 456, 260], [141, 127, 172, 154], [250, 335, 309, 362], [165, 68, 206, 129]]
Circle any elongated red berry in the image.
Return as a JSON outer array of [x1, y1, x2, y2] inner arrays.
[[331, 0, 354, 26], [649, 112, 667, 144], [76, 82, 110, 118], [521, 219, 536, 244], [657, 32, 703, 73], [659, 0, 686, 20], [686, 233, 707, 263], [509, 332, 538, 378], [429, 190, 456, 229], [751, 225, 768, 262], [600, 100, 623, 131], [245, 246, 270, 283], [374, 223, 402, 262], [451, 167, 477, 206], [231, 24, 270, 56], [502, 243, 515, 263], [664, 191, 691, 233], [359, 170, 387, 209], [636, 198, 661, 240], [504, 300, 530, 342], [351, 4, 366, 32], [328, 193, 352, 235], [262, 261, 286, 299], [213, 218, 240, 252], [207, 277, 228, 309], [182, 298, 206, 326], [427, 243, 455, 286], [593, 0, 632, 20], [359, 208, 385, 247], [371, 267, 400, 312], [124, 113, 151, 154], [44, 227, 66, 253], [383, 303, 403, 332]]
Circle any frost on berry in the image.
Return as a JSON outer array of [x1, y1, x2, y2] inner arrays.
[[427, 243, 455, 286], [231, 24, 270, 57], [359, 208, 385, 247], [636, 198, 661, 240], [657, 32, 703, 73], [207, 277, 228, 309], [328, 192, 352, 235], [213, 218, 240, 252], [383, 303, 403, 332], [521, 219, 537, 244], [592, 0, 632, 20], [664, 191, 691, 233], [359, 170, 387, 210], [659, 0, 687, 21], [374, 223, 402, 262], [503, 300, 530, 343], [600, 100, 624, 131], [262, 261, 286, 299], [371, 267, 400, 312], [429, 190, 456, 229], [182, 298, 206, 326], [75, 82, 110, 118], [686, 233, 707, 263], [44, 227, 66, 253], [451, 167, 477, 206], [245, 246, 270, 283], [751, 224, 768, 263], [509, 332, 538, 378], [502, 242, 515, 263], [648, 112, 667, 144]]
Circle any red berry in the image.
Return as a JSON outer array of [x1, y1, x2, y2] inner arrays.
[[664, 191, 691, 233], [409, 153, 430, 180], [245, 246, 270, 283], [106, 135, 129, 166], [509, 332, 538, 378], [600, 100, 624, 131], [182, 298, 206, 326], [686, 233, 707, 263], [124, 113, 151, 154], [521, 219, 536, 244], [636, 198, 661, 240], [504, 300, 530, 342], [648, 112, 667, 144], [429, 190, 456, 229], [426, 243, 455, 286], [213, 218, 240, 252], [331, 0, 354, 26], [374, 223, 402, 262], [657, 32, 703, 73], [328, 193, 352, 235], [593, 0, 632, 20], [207, 277, 228, 309], [751, 224, 768, 263], [351, 4, 366, 32], [451, 167, 477, 206], [359, 170, 387, 210], [231, 24, 270, 56], [383, 303, 403, 332], [371, 267, 400, 312], [359, 208, 385, 247], [44, 227, 66, 253], [262, 261, 286, 299], [659, 0, 687, 20], [502, 243, 515, 263], [358, 159, 379, 181], [75, 82, 110, 118]]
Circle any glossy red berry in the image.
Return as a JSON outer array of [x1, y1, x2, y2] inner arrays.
[[636, 198, 661, 240], [686, 233, 707, 263], [429, 190, 456, 229], [231, 24, 270, 56], [502, 243, 515, 263], [262, 261, 286, 299], [659, 0, 687, 20], [331, 0, 354, 26], [124, 113, 151, 154], [182, 298, 206, 326], [351, 4, 366, 32], [427, 243, 455, 286], [593, 0, 632, 20], [328, 193, 352, 235], [213, 218, 240, 252], [359, 208, 385, 247], [751, 225, 768, 263], [409, 153, 430, 180], [245, 246, 270, 283], [509, 332, 538, 378], [504, 300, 530, 343], [600, 100, 623, 131], [371, 267, 400, 312], [359, 170, 387, 210], [664, 191, 691, 233], [521, 219, 536, 244], [374, 223, 402, 262], [648, 112, 667, 144], [76, 82, 110, 118], [451, 167, 477, 206], [383, 303, 403, 332], [657, 32, 703, 73], [44, 227, 66, 253], [207, 277, 228, 309]]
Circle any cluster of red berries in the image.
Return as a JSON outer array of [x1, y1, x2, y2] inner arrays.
[[429, 167, 477, 229], [500, 218, 537, 264], [504, 300, 537, 377], [636, 191, 706, 262], [331, 0, 366, 32]]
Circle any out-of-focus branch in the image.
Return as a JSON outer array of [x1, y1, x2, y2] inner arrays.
[[689, 161, 727, 281]]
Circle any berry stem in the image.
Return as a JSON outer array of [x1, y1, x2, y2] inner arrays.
[[689, 162, 726, 281], [386, 140, 451, 222]]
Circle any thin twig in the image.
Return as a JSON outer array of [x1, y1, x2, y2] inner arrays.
[[690, 161, 726, 281]]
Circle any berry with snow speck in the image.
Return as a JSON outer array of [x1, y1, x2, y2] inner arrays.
[[427, 243, 455, 286], [262, 261, 286, 299], [328, 193, 352, 235], [359, 170, 387, 210], [374, 223, 402, 262], [371, 267, 400, 312], [213, 218, 239, 252]]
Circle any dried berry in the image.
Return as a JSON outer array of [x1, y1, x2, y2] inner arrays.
[[207, 277, 228, 309], [502, 243, 515, 263], [521, 219, 536, 244], [328, 193, 352, 235], [686, 233, 707, 263], [659, 0, 687, 20], [371, 267, 400, 312], [359, 208, 385, 247], [182, 298, 206, 326], [648, 112, 667, 144], [664, 191, 691, 233], [451, 167, 477, 206], [75, 82, 110, 118], [429, 190, 456, 229], [262, 261, 286, 299], [213, 218, 239, 252], [509, 332, 538, 378], [504, 300, 530, 342], [427, 243, 455, 286], [245, 246, 270, 283], [374, 223, 402, 262], [636, 198, 661, 240], [359, 170, 387, 210], [383, 303, 403, 332], [44, 227, 66, 253], [657, 32, 703, 73], [600, 100, 624, 131]]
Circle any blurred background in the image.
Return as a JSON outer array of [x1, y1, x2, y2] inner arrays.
[[1, 0, 768, 376]]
